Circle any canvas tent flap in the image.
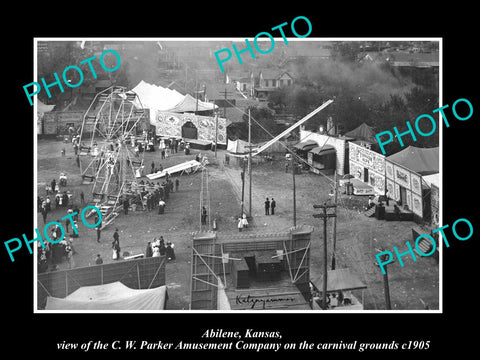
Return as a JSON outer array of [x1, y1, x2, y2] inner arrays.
[[227, 139, 250, 154], [45, 281, 167, 310], [37, 100, 55, 114]]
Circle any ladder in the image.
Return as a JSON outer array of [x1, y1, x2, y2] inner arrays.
[[364, 206, 376, 218], [199, 168, 211, 231]]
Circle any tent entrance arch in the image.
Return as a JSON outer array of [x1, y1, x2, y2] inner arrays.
[[182, 121, 198, 139]]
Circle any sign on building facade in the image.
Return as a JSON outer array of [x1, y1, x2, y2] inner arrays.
[[349, 141, 385, 195]]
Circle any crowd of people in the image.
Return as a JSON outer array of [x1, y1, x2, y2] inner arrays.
[[38, 128, 206, 274], [37, 206, 84, 273], [39, 175, 77, 225], [138, 174, 179, 214], [145, 237, 176, 261]]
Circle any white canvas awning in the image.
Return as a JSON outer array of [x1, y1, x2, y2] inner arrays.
[[45, 282, 168, 310]]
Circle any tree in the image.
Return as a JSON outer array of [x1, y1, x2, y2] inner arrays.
[[37, 42, 102, 105], [331, 42, 363, 62], [242, 106, 278, 141]]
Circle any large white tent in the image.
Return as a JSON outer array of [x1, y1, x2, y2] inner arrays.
[[129, 80, 218, 125], [129, 80, 184, 123], [45, 281, 168, 310], [37, 99, 55, 134]]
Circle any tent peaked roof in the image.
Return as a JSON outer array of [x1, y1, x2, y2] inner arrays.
[[130, 80, 184, 111], [37, 99, 55, 114], [344, 122, 376, 143], [387, 146, 439, 175], [166, 93, 217, 113]]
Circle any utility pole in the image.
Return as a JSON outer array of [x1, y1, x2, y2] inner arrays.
[[240, 156, 247, 216], [375, 250, 393, 310], [292, 156, 297, 227], [195, 84, 198, 114], [331, 171, 338, 270], [220, 88, 233, 118], [214, 99, 218, 158], [313, 203, 337, 309], [248, 108, 252, 217]]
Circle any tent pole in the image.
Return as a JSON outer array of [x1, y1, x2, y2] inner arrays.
[[248, 108, 252, 217], [137, 263, 141, 289]]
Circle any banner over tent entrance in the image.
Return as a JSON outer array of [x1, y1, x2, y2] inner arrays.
[[155, 111, 227, 145]]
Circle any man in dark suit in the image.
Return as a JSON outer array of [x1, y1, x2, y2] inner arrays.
[[265, 198, 270, 215], [271, 198, 276, 215]]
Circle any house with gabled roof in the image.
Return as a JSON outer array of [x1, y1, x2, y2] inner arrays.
[[253, 70, 293, 101], [226, 70, 255, 97]]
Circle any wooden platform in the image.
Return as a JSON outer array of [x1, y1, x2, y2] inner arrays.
[[371, 200, 414, 221]]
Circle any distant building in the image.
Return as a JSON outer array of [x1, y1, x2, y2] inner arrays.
[[386, 51, 439, 68], [254, 70, 293, 101], [280, 44, 331, 67], [226, 70, 254, 97]]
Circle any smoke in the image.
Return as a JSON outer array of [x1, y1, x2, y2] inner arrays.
[[292, 56, 415, 106]]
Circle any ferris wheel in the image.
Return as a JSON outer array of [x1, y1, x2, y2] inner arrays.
[[78, 86, 148, 228]]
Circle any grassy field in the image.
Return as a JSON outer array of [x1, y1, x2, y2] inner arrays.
[[36, 138, 439, 310]]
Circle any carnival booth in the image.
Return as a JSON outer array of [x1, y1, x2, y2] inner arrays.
[[310, 268, 367, 310]]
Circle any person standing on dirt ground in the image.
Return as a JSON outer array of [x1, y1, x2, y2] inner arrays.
[[96, 225, 101, 243], [80, 191, 85, 205], [65, 242, 74, 269], [201, 206, 207, 225], [264, 197, 270, 215], [123, 197, 129, 215], [158, 199, 166, 214], [175, 178, 180, 192], [95, 254, 103, 265], [112, 229, 121, 260], [113, 228, 120, 246], [41, 206, 48, 224], [270, 198, 276, 215]]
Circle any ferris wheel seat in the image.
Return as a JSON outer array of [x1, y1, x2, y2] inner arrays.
[[92, 192, 105, 200], [81, 175, 95, 184]]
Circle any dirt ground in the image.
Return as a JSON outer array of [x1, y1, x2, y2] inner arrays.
[[36, 138, 439, 310]]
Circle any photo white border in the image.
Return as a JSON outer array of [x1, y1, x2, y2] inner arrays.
[[33, 37, 443, 314]]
